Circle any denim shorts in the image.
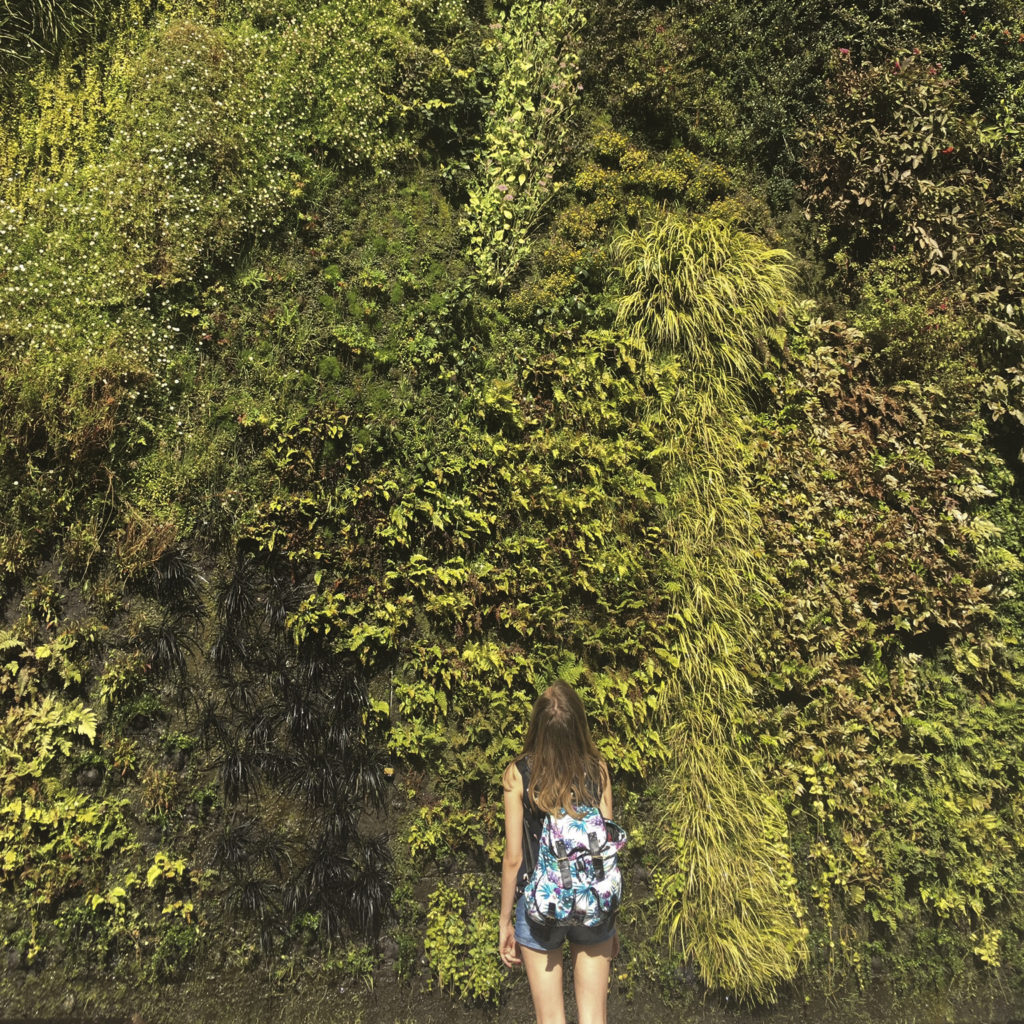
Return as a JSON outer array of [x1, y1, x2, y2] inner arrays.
[[514, 894, 616, 952]]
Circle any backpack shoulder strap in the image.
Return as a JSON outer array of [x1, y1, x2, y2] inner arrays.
[[517, 755, 530, 793], [516, 757, 541, 893]]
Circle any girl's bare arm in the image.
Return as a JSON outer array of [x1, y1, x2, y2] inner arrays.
[[500, 763, 524, 922], [599, 760, 613, 819], [499, 762, 523, 966]]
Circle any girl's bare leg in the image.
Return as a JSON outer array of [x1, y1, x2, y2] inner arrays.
[[569, 937, 614, 1024], [520, 945, 566, 1024]]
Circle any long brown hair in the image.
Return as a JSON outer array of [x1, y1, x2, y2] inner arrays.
[[517, 681, 606, 819]]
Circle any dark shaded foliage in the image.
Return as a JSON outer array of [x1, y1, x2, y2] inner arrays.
[[201, 540, 394, 946], [581, 0, 1024, 173], [797, 52, 1024, 344]]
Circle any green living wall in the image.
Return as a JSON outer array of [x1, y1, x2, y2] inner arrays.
[[1, 0, 1023, 1011]]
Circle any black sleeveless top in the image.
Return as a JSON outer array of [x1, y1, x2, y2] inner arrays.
[[514, 755, 603, 899]]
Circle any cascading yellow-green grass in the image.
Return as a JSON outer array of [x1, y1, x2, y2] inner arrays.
[[616, 214, 807, 1002]]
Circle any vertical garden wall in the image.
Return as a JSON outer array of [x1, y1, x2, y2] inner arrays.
[[1, 0, 1024, 1014]]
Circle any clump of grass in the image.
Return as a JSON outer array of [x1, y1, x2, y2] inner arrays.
[[615, 213, 795, 377], [616, 213, 807, 1002]]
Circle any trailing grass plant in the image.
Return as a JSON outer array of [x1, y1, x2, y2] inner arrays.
[[615, 213, 795, 378], [615, 214, 807, 1002], [0, 0, 115, 70]]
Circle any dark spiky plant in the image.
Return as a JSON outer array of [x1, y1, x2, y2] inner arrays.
[[282, 831, 393, 945], [210, 628, 249, 677], [280, 748, 347, 809], [283, 841, 351, 943], [196, 697, 227, 749], [214, 818, 260, 873], [204, 542, 394, 950], [144, 618, 193, 680], [615, 214, 807, 1002], [140, 614, 199, 715], [215, 817, 289, 876], [1, 0, 91, 67], [217, 555, 259, 622], [226, 877, 281, 955], [346, 750, 389, 809], [152, 546, 204, 613], [219, 745, 263, 805], [348, 832, 394, 939], [277, 675, 319, 746], [344, 831, 391, 942], [225, 673, 265, 717]]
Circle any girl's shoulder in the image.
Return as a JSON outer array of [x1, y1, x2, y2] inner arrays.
[[502, 758, 524, 792]]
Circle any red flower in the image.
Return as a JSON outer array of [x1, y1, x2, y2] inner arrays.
[[941, 145, 954, 154]]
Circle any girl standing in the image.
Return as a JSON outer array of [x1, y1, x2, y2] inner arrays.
[[499, 681, 619, 1024]]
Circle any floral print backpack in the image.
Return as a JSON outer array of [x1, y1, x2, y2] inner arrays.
[[522, 803, 628, 928]]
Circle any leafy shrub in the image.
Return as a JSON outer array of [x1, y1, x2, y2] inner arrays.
[[505, 125, 735, 326], [423, 876, 503, 1003], [0, 0, 447, 585], [148, 919, 200, 981], [750, 314, 1024, 983], [798, 51, 1024, 347], [575, 128, 733, 221], [408, 795, 493, 867], [459, 0, 584, 288], [582, 0, 1024, 173], [856, 255, 984, 394], [0, 627, 131, 919], [580, 2, 745, 155]]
